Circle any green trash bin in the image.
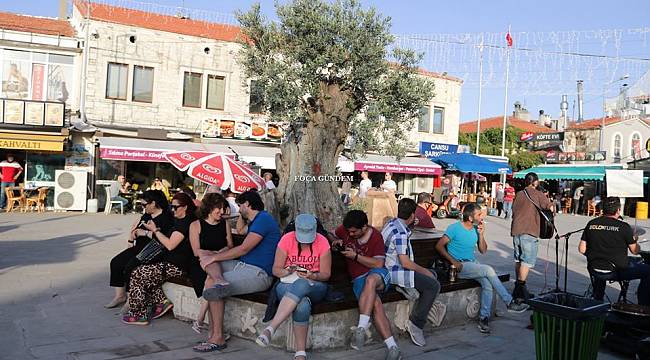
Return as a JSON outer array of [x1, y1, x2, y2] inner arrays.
[[528, 293, 609, 360]]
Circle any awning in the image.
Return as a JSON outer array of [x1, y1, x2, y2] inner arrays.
[[430, 153, 512, 174], [0, 131, 67, 152], [514, 165, 625, 181], [354, 154, 442, 176]]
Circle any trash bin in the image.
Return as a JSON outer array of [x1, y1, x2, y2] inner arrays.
[[528, 292, 609, 360], [637, 201, 648, 220]]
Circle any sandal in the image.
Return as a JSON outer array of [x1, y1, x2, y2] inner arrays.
[[294, 350, 307, 359], [195, 333, 230, 343], [255, 326, 274, 347], [192, 342, 227, 352]]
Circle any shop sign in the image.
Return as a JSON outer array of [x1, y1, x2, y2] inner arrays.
[[545, 151, 606, 162], [419, 142, 459, 158], [100, 147, 168, 162], [201, 117, 284, 143], [354, 161, 442, 175], [0, 132, 65, 152], [520, 132, 564, 142]]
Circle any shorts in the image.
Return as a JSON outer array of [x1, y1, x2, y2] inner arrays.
[[513, 234, 539, 268], [352, 268, 391, 299]]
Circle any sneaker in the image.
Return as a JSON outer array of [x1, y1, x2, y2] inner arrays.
[[507, 300, 530, 313], [385, 346, 401, 360], [406, 320, 426, 347], [478, 317, 490, 333], [122, 313, 149, 326], [151, 299, 174, 319], [350, 326, 366, 351]]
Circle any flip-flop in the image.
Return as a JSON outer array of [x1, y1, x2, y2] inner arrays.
[[192, 342, 227, 352], [202, 284, 232, 301], [194, 333, 231, 343]]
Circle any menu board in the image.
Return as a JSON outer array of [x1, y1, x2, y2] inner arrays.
[[4, 99, 24, 124], [201, 117, 283, 142]]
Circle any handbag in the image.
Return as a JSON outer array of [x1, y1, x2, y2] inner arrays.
[[523, 189, 555, 239], [135, 238, 167, 264]]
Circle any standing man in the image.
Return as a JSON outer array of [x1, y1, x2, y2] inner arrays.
[[573, 184, 584, 215], [414, 192, 435, 229], [503, 183, 515, 219], [510, 172, 552, 302], [194, 190, 280, 352], [382, 198, 440, 347], [380, 172, 397, 193], [334, 210, 401, 360], [263, 172, 276, 190], [436, 203, 529, 333], [1, 154, 23, 209], [359, 171, 372, 199], [495, 184, 505, 217]]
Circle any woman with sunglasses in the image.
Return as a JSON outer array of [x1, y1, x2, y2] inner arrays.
[[122, 192, 197, 325], [105, 190, 172, 309]]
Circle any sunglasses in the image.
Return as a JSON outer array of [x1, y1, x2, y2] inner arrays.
[[170, 204, 184, 211]]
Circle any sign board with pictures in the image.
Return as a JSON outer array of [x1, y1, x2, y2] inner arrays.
[[201, 117, 284, 142], [3, 99, 24, 124], [24, 101, 45, 125], [0, 99, 64, 126], [545, 150, 606, 162]]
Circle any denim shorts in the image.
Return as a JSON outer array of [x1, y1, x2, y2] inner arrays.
[[513, 234, 539, 268], [352, 268, 391, 299]]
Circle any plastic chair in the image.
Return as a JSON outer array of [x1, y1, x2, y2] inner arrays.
[[104, 187, 124, 215], [5, 186, 26, 212]]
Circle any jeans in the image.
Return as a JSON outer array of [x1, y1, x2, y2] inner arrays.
[[410, 271, 441, 329], [275, 279, 328, 325], [111, 196, 129, 207], [496, 201, 504, 217], [513, 234, 539, 267], [590, 257, 650, 305], [1, 181, 15, 208], [352, 268, 391, 300], [459, 261, 513, 319], [503, 201, 513, 218]]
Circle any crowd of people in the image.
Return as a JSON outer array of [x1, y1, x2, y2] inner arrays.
[[103, 172, 650, 359]]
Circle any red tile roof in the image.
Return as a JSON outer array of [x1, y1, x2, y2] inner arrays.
[[387, 62, 463, 83], [566, 117, 622, 130], [459, 116, 555, 133], [0, 11, 75, 37], [73, 0, 243, 43]]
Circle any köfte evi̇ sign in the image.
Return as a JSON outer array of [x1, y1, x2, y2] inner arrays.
[[520, 132, 564, 142]]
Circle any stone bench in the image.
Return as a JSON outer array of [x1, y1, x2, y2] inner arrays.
[[162, 231, 510, 350]]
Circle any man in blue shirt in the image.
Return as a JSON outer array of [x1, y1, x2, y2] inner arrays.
[[194, 190, 280, 352], [436, 203, 529, 334]]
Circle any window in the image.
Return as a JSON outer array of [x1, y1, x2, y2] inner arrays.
[[106, 62, 128, 100], [432, 107, 444, 134], [418, 106, 430, 132], [182, 72, 202, 108], [631, 133, 641, 157], [249, 80, 265, 113], [613, 134, 622, 160], [206, 75, 226, 110], [132, 66, 154, 103]]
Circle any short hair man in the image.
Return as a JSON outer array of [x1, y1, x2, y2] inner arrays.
[[382, 198, 440, 347], [334, 210, 400, 360], [359, 171, 372, 198], [194, 190, 280, 352], [579, 197, 650, 305], [510, 172, 552, 302], [436, 203, 529, 334], [414, 192, 435, 229], [0, 154, 23, 209], [381, 172, 397, 192]]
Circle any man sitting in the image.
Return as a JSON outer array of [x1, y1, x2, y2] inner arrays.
[[334, 210, 400, 360], [579, 196, 650, 305], [194, 190, 280, 352], [414, 192, 435, 229], [382, 198, 440, 347], [436, 203, 529, 333]]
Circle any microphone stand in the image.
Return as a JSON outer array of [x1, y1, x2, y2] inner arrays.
[[551, 228, 585, 293], [227, 146, 241, 162]]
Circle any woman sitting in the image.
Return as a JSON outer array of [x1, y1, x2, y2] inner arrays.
[[255, 214, 331, 360], [105, 190, 173, 309], [122, 192, 197, 325], [188, 193, 234, 333]]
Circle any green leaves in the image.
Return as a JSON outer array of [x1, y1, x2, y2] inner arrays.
[[236, 0, 434, 157], [458, 126, 544, 171]]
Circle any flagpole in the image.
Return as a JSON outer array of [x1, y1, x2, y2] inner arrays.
[[476, 34, 484, 155], [501, 26, 512, 158]]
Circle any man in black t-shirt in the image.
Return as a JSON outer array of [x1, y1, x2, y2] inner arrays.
[[579, 197, 650, 305]]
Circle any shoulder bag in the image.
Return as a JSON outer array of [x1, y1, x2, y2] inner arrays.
[[523, 189, 556, 239], [136, 237, 167, 264]]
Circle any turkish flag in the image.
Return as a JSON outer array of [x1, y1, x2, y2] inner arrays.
[[506, 32, 513, 47]]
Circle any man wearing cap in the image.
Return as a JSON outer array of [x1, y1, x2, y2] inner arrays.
[[255, 214, 331, 360], [334, 210, 401, 360], [382, 198, 440, 347], [194, 190, 281, 353]]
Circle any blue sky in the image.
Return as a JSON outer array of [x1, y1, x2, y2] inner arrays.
[[2, 0, 648, 123]]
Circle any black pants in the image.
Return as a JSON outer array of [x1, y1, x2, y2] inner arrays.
[[109, 240, 148, 287], [410, 272, 441, 329], [496, 201, 504, 216]]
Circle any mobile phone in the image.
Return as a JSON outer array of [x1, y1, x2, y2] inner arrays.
[[294, 266, 309, 273], [332, 243, 345, 252]]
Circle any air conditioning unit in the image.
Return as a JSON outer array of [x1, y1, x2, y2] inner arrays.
[[55, 170, 88, 211], [413, 176, 433, 193]]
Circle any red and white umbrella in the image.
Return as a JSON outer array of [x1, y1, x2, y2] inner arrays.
[[165, 151, 265, 193]]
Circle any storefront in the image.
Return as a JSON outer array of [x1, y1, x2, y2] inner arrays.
[[352, 154, 443, 196]]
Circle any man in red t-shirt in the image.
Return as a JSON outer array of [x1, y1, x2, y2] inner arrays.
[[334, 210, 400, 359], [414, 192, 435, 228], [1, 154, 23, 208], [503, 183, 516, 219]]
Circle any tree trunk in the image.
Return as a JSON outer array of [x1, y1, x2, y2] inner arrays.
[[275, 83, 351, 231]]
